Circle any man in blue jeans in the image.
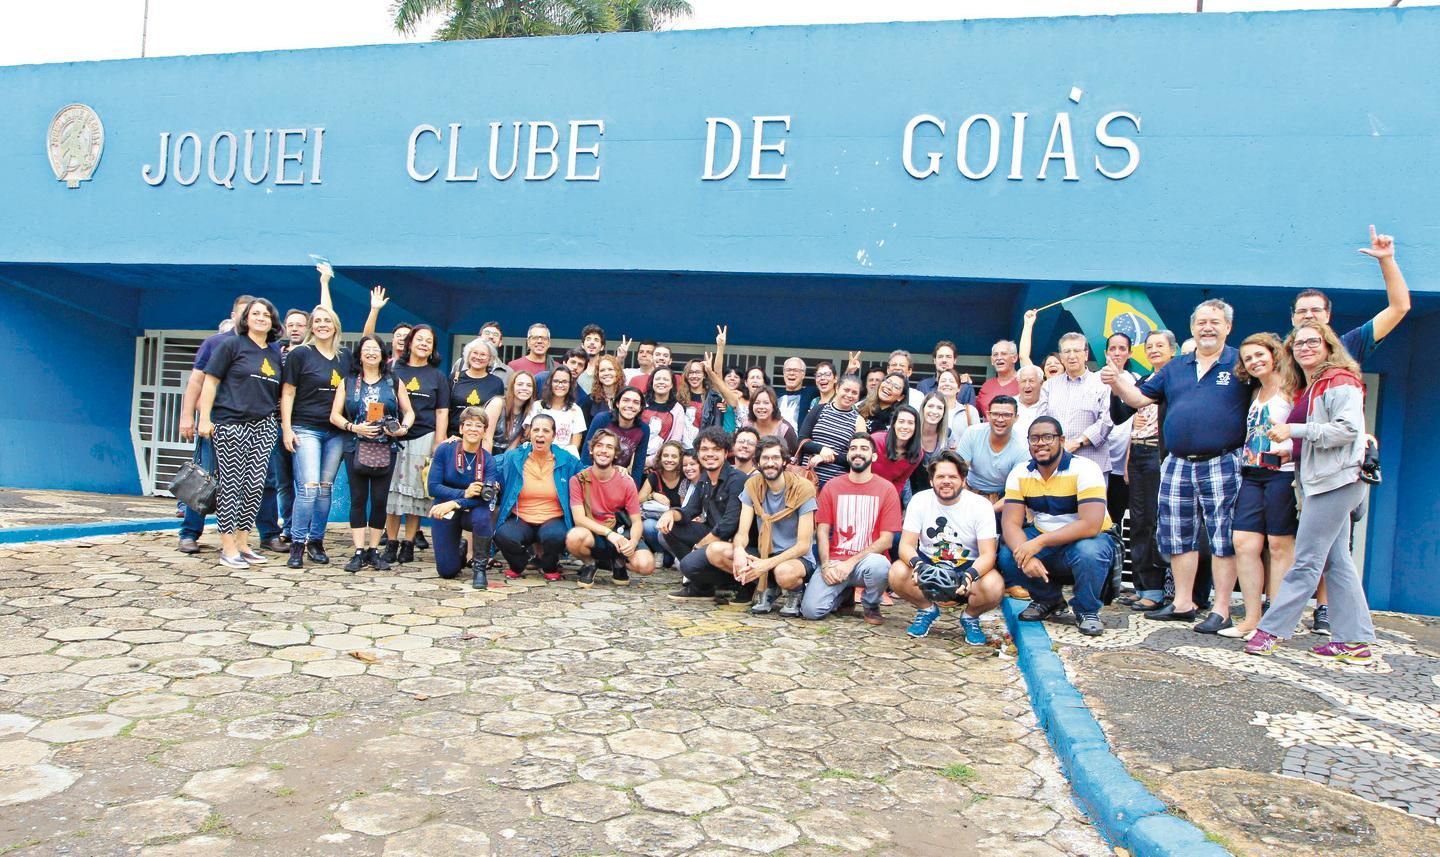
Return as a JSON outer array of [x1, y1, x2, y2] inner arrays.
[[998, 416, 1114, 636]]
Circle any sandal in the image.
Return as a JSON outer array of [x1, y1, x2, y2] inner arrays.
[[1117, 593, 1142, 606], [1130, 598, 1163, 612]]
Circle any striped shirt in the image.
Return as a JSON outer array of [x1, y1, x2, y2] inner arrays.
[[1004, 452, 1112, 534], [800, 403, 862, 488], [1037, 370, 1113, 475]]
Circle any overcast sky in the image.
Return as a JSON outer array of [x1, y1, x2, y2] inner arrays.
[[1, 0, 1432, 65]]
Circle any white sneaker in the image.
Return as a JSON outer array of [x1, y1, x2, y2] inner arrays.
[[238, 549, 267, 565], [218, 553, 249, 569]]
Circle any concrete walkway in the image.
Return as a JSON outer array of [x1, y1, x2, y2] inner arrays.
[[1044, 605, 1440, 857], [0, 489, 180, 530], [0, 529, 1108, 856]]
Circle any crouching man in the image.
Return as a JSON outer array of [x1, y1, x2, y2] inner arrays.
[[887, 450, 1002, 645], [701, 438, 817, 616], [566, 429, 656, 588]]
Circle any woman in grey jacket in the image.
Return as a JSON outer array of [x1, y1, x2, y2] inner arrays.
[[1246, 321, 1373, 662]]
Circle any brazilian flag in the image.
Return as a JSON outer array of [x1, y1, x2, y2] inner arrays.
[[1064, 287, 1167, 372]]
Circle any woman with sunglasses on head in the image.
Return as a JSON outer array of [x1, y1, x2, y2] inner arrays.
[[859, 371, 909, 434], [1219, 332, 1301, 639], [1247, 321, 1375, 663], [331, 333, 415, 572]]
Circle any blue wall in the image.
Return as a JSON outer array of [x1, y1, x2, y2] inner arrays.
[[0, 273, 141, 493], [1, 8, 1436, 611], [0, 9, 1436, 288]]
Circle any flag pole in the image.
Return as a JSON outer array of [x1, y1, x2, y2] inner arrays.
[[1031, 285, 1107, 314]]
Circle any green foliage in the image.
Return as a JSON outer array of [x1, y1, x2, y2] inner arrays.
[[940, 763, 977, 783], [392, 0, 692, 40]]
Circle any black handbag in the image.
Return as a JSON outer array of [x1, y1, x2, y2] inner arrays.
[[170, 459, 218, 515]]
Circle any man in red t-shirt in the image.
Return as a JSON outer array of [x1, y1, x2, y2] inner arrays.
[[566, 429, 654, 588], [800, 432, 903, 624], [508, 323, 551, 376], [976, 338, 1020, 416]]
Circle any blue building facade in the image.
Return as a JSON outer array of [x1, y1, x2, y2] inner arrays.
[[1, 9, 1437, 612]]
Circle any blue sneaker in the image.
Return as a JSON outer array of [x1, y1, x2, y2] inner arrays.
[[906, 606, 941, 638], [959, 615, 987, 646]]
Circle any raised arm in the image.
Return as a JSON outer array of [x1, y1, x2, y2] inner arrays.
[[1358, 225, 1410, 342], [1018, 308, 1038, 369], [361, 286, 387, 338]]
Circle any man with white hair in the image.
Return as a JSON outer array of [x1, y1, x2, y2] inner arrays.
[[1104, 299, 1249, 629], [977, 339, 1020, 415], [1014, 365, 1044, 439], [1037, 332, 1112, 477]]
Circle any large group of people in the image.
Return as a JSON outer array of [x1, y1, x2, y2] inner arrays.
[[178, 226, 1408, 660]]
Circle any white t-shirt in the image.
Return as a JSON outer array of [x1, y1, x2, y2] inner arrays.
[[902, 488, 998, 565], [524, 402, 588, 456]]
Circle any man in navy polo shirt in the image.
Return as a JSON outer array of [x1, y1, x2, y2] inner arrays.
[[1103, 299, 1249, 630]]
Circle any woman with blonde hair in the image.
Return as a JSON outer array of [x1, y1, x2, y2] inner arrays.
[[1211, 332, 1301, 638], [278, 267, 387, 568], [1247, 322, 1375, 663]]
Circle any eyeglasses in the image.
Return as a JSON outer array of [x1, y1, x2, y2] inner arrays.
[[1291, 337, 1324, 351], [989, 412, 1016, 420], [1293, 307, 1326, 318], [1059, 348, 1086, 355], [1028, 433, 1061, 444]]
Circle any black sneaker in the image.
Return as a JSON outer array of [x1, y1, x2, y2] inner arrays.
[[286, 543, 305, 569], [414, 530, 429, 551], [667, 584, 714, 601], [1311, 605, 1331, 636], [344, 549, 365, 573], [577, 564, 597, 589], [368, 548, 391, 572], [397, 540, 415, 565], [381, 541, 399, 566], [611, 566, 630, 586], [305, 541, 330, 565]]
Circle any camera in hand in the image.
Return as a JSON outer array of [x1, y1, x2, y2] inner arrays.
[[382, 416, 401, 434], [477, 481, 500, 504], [1360, 440, 1382, 485]]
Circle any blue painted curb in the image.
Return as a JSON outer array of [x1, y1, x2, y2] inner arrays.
[[0, 516, 207, 545], [1002, 598, 1231, 857]]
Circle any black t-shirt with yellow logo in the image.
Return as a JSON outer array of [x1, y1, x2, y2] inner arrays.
[[450, 372, 505, 415], [392, 363, 450, 439], [204, 335, 283, 425], [281, 344, 354, 431]]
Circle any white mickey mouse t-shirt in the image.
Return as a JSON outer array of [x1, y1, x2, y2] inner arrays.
[[902, 489, 997, 565]]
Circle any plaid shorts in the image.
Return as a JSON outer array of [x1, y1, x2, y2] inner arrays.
[[1157, 450, 1243, 558]]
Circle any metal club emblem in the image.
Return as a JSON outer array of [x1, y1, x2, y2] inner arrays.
[[47, 104, 105, 188]]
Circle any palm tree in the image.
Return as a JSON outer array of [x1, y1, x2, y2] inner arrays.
[[392, 0, 691, 40]]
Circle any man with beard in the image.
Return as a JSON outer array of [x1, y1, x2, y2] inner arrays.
[[582, 387, 650, 487], [567, 429, 655, 588], [916, 340, 957, 396], [731, 427, 760, 476], [1000, 417, 1115, 636], [800, 433, 903, 623], [660, 428, 750, 599], [1103, 299, 1248, 627], [888, 450, 1001, 644], [699, 438, 817, 617], [509, 323, 551, 376], [977, 339, 1021, 416]]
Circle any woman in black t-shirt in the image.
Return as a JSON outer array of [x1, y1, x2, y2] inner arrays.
[[277, 277, 388, 569], [197, 298, 283, 570], [331, 334, 414, 572], [451, 337, 506, 414], [637, 440, 690, 568], [386, 324, 450, 565]]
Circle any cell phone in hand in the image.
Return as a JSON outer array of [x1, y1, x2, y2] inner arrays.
[[1260, 452, 1283, 468], [366, 402, 385, 422]]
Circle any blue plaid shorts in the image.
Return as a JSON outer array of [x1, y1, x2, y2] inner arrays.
[[1157, 450, 1243, 557]]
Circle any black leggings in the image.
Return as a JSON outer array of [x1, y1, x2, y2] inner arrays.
[[347, 457, 393, 530]]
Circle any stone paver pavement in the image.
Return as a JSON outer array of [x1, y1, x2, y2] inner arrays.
[[0, 529, 1109, 855]]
